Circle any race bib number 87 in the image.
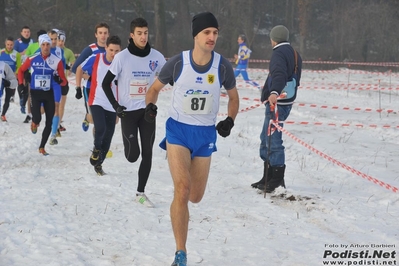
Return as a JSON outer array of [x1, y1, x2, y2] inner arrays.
[[183, 93, 213, 114]]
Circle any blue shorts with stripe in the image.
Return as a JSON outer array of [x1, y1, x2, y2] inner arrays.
[[159, 118, 217, 159]]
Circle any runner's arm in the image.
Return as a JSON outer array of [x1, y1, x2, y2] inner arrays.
[[145, 79, 166, 105], [56, 61, 67, 86], [71, 47, 91, 74], [75, 65, 83, 87], [102, 70, 117, 107], [226, 87, 239, 120], [17, 57, 31, 84]]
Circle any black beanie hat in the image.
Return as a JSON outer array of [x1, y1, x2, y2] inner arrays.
[[192, 12, 219, 38], [37, 29, 47, 39]]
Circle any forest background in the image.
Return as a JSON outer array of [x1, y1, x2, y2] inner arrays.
[[0, 0, 398, 66]]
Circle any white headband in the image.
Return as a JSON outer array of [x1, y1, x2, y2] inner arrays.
[[38, 34, 51, 45]]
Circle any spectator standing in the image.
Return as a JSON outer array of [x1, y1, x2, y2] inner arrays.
[[252, 25, 302, 193]]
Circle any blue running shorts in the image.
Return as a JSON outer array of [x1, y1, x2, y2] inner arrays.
[[52, 82, 61, 103], [159, 118, 217, 158]]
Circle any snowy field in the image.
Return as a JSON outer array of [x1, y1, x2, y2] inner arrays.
[[0, 67, 398, 266]]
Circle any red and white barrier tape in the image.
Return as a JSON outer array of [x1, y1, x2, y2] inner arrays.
[[218, 97, 398, 127], [248, 68, 399, 77], [300, 82, 392, 86], [224, 95, 398, 114], [235, 83, 399, 90], [284, 121, 399, 129], [300, 86, 399, 91], [217, 103, 262, 116], [71, 55, 399, 68], [296, 103, 396, 114], [231, 59, 399, 68], [272, 122, 399, 193]]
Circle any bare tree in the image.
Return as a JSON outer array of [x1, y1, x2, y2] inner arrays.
[[176, 0, 191, 52], [0, 0, 5, 39], [297, 0, 311, 57], [153, 0, 168, 54], [1, 0, 398, 62]]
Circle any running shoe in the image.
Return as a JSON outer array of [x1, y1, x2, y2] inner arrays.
[[106, 150, 113, 158], [49, 135, 58, 145], [82, 118, 89, 132], [94, 165, 105, 176], [20, 106, 26, 114], [56, 129, 61, 137], [31, 122, 38, 134], [1, 115, 7, 122], [171, 250, 187, 266], [90, 148, 101, 166], [39, 148, 49, 156], [135, 193, 155, 208], [23, 115, 31, 123], [59, 124, 66, 131]]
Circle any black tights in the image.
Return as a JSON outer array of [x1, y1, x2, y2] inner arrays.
[[30, 89, 55, 149], [1, 87, 15, 116], [121, 109, 155, 193]]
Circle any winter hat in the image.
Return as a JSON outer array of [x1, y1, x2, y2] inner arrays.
[[36, 29, 47, 39], [270, 25, 289, 43], [38, 34, 51, 45], [58, 30, 66, 41], [192, 12, 219, 38]]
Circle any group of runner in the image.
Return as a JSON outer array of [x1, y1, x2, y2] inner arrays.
[[0, 22, 167, 206], [0, 26, 75, 148], [1, 14, 297, 266]]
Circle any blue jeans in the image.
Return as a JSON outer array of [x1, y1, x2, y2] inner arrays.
[[259, 103, 292, 167], [90, 105, 117, 163]]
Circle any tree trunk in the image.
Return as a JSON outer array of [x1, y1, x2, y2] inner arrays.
[[153, 0, 167, 54], [0, 0, 5, 39], [297, 0, 310, 57], [172, 0, 191, 54]]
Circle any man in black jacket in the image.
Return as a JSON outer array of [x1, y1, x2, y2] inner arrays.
[[252, 25, 302, 193]]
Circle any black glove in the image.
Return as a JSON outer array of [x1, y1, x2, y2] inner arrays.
[[113, 102, 127, 118], [53, 74, 62, 84], [24, 71, 31, 83], [216, 116, 234, 137], [65, 64, 71, 70], [18, 84, 27, 95], [144, 103, 157, 123], [2, 78, 10, 88], [75, 86, 83, 99]]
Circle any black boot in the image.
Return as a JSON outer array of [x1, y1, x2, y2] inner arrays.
[[258, 165, 286, 193], [251, 161, 272, 188]]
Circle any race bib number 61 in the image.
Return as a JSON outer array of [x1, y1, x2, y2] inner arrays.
[[183, 93, 213, 114]]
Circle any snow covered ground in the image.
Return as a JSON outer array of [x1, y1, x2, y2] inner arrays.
[[0, 67, 398, 266]]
